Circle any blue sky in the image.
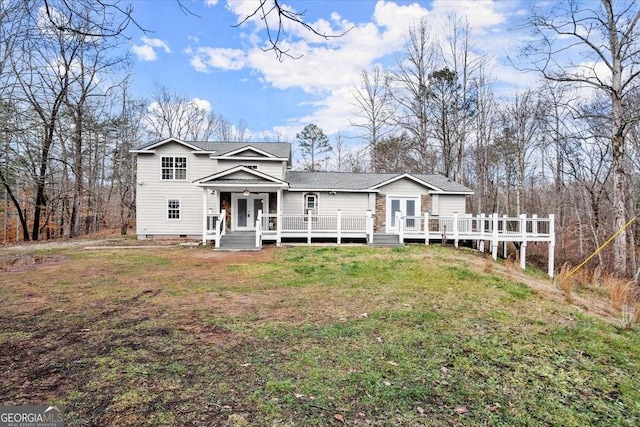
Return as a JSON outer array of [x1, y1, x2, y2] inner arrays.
[[124, 0, 534, 143]]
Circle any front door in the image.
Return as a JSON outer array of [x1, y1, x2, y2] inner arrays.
[[387, 197, 418, 232], [233, 193, 267, 231]]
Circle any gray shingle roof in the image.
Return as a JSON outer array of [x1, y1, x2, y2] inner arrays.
[[133, 139, 291, 159], [285, 171, 473, 193]]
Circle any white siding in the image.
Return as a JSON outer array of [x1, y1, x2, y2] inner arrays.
[[320, 193, 369, 215], [431, 194, 439, 215], [435, 195, 466, 216], [282, 192, 370, 215], [283, 192, 303, 215], [377, 179, 426, 196], [136, 143, 217, 238], [217, 159, 285, 179]]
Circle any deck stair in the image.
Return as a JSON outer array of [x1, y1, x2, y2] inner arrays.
[[217, 231, 259, 251], [370, 233, 404, 247]]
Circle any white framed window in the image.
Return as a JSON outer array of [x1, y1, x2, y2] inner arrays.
[[304, 193, 318, 214], [167, 199, 181, 220], [161, 156, 187, 180]]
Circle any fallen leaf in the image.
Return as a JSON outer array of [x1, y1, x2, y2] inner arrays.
[[387, 361, 398, 366], [382, 380, 391, 386], [440, 366, 449, 374], [334, 413, 345, 423], [376, 336, 384, 343], [416, 406, 425, 414], [294, 393, 304, 399], [488, 403, 501, 412], [455, 406, 468, 415], [239, 363, 251, 367]]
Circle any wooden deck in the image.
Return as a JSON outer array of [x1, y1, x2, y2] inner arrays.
[[203, 211, 556, 277]]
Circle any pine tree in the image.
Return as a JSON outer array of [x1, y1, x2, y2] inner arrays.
[[296, 124, 332, 171]]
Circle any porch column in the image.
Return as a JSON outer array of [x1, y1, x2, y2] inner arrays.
[[277, 189, 283, 246], [202, 187, 208, 244]]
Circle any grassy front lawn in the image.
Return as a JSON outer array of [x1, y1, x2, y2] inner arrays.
[[1, 244, 639, 426]]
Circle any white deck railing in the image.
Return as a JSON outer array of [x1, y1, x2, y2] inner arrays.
[[396, 212, 555, 277], [258, 211, 373, 244], [204, 210, 555, 278]]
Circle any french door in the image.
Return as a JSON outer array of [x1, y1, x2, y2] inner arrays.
[[233, 194, 267, 231], [387, 197, 418, 232]]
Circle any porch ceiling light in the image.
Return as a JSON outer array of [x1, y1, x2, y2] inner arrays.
[[242, 189, 250, 196]]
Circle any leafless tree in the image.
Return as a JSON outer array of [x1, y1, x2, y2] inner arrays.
[[233, 0, 350, 61], [144, 85, 218, 141], [350, 66, 396, 172], [391, 19, 438, 172], [497, 89, 544, 215], [520, 0, 640, 275]]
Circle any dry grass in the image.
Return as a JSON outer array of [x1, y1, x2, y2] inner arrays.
[[483, 255, 494, 274], [602, 275, 640, 329], [2, 242, 640, 426], [557, 262, 574, 304]]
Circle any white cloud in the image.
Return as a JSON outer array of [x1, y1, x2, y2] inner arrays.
[[191, 97, 212, 111], [131, 36, 171, 61], [205, 0, 219, 5], [190, 47, 248, 71], [192, 1, 521, 138], [132, 44, 157, 61]]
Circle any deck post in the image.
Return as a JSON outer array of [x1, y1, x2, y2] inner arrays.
[[491, 213, 499, 260], [532, 214, 538, 238], [202, 188, 208, 244], [256, 209, 262, 248], [424, 212, 429, 245], [337, 210, 342, 244], [479, 214, 485, 252], [366, 210, 373, 243], [502, 215, 508, 258], [453, 212, 459, 248], [548, 214, 555, 278], [396, 211, 404, 243], [307, 211, 312, 244], [519, 214, 527, 270], [276, 189, 282, 246]]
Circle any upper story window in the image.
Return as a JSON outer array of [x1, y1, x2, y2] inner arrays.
[[162, 156, 187, 180], [304, 193, 318, 215], [242, 165, 258, 170]]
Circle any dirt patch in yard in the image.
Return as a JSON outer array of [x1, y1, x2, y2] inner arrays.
[[0, 254, 68, 272]]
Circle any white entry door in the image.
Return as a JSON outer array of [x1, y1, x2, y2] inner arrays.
[[233, 194, 267, 231], [387, 197, 418, 232]]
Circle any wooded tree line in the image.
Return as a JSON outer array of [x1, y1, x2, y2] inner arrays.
[[0, 0, 638, 277], [344, 4, 640, 278], [0, 1, 255, 243]]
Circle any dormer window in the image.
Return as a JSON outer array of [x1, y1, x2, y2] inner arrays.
[[162, 156, 187, 180], [243, 165, 258, 170]]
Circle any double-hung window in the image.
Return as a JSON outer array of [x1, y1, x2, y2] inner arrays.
[[304, 193, 318, 215], [167, 199, 181, 220], [162, 157, 187, 180]]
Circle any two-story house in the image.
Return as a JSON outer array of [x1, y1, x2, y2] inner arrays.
[[131, 138, 474, 247]]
